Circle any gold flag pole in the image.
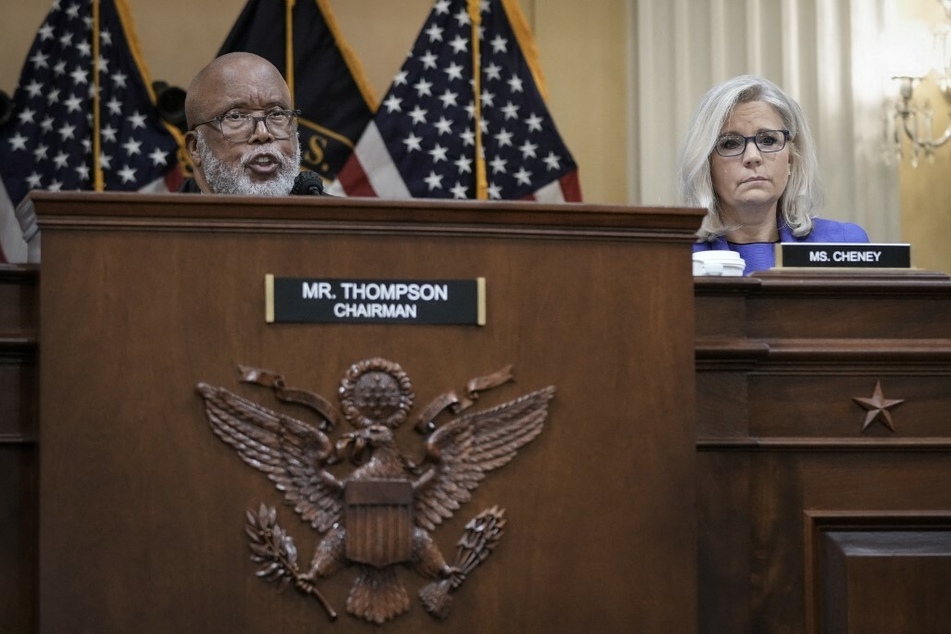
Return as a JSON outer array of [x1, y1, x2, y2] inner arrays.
[[92, 0, 104, 191], [285, 0, 296, 107], [468, 0, 487, 200]]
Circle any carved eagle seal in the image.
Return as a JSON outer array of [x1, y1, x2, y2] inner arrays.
[[196, 358, 554, 624]]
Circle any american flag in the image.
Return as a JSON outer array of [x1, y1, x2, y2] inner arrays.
[[331, 0, 582, 202], [0, 0, 182, 260]]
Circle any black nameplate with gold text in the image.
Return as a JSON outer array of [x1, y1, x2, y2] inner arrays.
[[776, 243, 911, 269], [265, 276, 486, 325]]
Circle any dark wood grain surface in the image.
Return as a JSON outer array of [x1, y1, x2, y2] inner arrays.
[[30, 193, 701, 633]]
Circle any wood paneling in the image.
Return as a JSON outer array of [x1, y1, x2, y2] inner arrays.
[[0, 264, 38, 634], [696, 270, 951, 633], [807, 513, 951, 632]]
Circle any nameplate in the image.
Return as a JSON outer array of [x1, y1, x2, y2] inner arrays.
[[776, 243, 911, 268], [265, 276, 486, 325]]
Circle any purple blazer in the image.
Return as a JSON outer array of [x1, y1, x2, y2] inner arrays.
[[692, 218, 870, 275]]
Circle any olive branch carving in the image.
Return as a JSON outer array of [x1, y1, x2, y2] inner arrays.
[[246, 504, 338, 621]]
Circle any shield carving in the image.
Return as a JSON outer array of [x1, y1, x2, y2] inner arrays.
[[344, 479, 414, 568]]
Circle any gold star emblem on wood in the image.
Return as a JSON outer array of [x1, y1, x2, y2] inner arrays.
[[852, 380, 904, 432]]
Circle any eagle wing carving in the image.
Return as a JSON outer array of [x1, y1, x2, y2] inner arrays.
[[414, 385, 555, 531], [196, 382, 342, 533]]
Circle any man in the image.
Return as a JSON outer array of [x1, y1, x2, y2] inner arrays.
[[183, 52, 322, 195]]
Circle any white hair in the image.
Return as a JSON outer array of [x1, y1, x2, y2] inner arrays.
[[195, 131, 300, 196], [677, 75, 823, 240]]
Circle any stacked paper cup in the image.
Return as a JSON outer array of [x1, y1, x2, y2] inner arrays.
[[692, 251, 746, 276]]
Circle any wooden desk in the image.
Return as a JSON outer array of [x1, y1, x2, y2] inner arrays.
[[695, 270, 951, 633], [10, 194, 951, 632]]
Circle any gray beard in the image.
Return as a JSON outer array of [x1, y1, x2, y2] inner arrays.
[[196, 132, 300, 196]]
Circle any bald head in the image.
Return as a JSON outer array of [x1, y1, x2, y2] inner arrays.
[[184, 52, 291, 129], [183, 52, 300, 195]]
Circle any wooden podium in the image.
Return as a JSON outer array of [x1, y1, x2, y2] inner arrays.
[[31, 192, 703, 632]]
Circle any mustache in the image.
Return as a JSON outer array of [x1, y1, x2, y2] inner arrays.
[[241, 146, 290, 168], [194, 129, 302, 195]]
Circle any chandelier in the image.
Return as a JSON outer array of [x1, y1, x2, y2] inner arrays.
[[883, 0, 951, 167]]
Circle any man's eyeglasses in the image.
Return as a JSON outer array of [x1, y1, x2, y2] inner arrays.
[[714, 129, 790, 157], [190, 109, 301, 143]]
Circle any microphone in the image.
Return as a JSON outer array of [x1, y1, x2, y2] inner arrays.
[[151, 81, 187, 132], [291, 171, 328, 196]]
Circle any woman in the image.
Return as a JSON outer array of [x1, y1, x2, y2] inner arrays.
[[678, 75, 868, 274]]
